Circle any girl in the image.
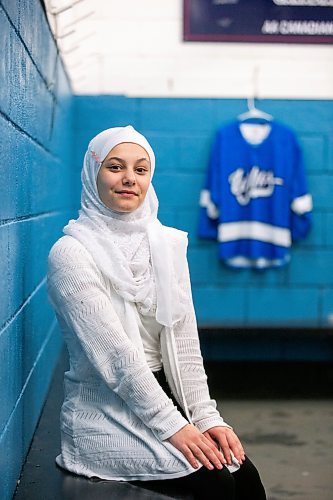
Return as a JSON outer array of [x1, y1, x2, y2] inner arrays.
[[47, 126, 266, 499]]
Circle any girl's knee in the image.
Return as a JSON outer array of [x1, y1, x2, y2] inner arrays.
[[234, 456, 261, 480], [233, 456, 266, 499], [196, 466, 235, 498]]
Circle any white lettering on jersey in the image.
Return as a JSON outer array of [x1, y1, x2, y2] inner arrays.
[[229, 166, 284, 206]]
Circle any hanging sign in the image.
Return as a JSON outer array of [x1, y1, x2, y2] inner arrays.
[[184, 0, 333, 44]]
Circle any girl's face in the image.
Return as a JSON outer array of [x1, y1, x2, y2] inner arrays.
[[97, 142, 151, 212]]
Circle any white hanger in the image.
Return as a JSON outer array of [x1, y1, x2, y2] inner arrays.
[[238, 97, 273, 122], [238, 66, 273, 122]]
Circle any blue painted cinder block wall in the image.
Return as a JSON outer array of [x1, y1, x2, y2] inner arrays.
[[0, 1, 73, 498], [74, 96, 333, 329]]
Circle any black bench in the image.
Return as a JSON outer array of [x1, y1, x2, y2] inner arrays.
[[13, 349, 194, 500]]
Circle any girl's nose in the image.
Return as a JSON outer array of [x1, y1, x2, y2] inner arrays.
[[122, 168, 136, 185]]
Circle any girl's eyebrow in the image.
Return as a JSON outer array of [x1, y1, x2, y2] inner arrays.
[[105, 156, 150, 164], [105, 156, 125, 163]]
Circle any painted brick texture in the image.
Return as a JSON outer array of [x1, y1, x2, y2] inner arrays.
[[74, 96, 333, 328], [0, 1, 73, 498]]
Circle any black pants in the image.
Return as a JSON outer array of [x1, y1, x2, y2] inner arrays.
[[130, 456, 266, 500], [130, 369, 267, 500]]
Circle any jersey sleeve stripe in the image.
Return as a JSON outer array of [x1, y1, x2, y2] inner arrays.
[[199, 189, 219, 220], [291, 194, 313, 215]]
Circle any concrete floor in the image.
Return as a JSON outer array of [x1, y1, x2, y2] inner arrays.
[[220, 399, 333, 500]]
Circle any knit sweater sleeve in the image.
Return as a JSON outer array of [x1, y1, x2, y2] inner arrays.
[[173, 254, 232, 434], [47, 236, 188, 441]]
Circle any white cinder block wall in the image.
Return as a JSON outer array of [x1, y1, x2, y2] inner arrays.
[[69, 0, 333, 99]]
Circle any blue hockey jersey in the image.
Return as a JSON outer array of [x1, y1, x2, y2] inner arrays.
[[198, 120, 312, 269]]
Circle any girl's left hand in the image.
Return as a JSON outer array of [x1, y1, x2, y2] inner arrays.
[[203, 426, 245, 466]]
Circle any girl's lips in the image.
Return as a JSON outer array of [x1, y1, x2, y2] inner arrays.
[[116, 191, 138, 197]]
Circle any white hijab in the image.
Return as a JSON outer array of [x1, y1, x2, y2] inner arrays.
[[64, 125, 177, 328]]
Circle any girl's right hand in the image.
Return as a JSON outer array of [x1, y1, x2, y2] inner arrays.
[[167, 424, 227, 470]]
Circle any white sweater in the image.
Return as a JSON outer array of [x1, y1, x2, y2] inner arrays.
[[47, 227, 229, 481]]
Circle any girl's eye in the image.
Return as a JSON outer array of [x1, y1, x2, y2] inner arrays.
[[136, 167, 148, 174], [107, 164, 122, 170]]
